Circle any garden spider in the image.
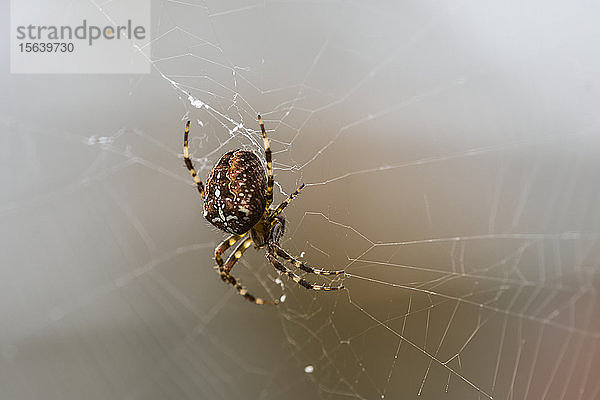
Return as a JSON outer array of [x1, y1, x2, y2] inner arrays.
[[183, 115, 344, 304]]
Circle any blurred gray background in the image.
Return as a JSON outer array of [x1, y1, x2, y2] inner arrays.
[[2, 1, 600, 399]]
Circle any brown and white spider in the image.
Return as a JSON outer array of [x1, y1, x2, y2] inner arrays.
[[183, 115, 344, 304]]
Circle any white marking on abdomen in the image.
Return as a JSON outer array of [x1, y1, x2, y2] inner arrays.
[[239, 206, 250, 215]]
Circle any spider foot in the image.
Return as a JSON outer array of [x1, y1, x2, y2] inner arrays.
[[219, 270, 278, 305]]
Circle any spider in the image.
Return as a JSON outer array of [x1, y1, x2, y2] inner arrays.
[[183, 115, 344, 304]]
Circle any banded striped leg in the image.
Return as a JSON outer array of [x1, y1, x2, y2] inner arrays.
[[215, 234, 245, 269], [266, 252, 344, 291], [219, 269, 278, 305], [219, 238, 278, 305], [269, 183, 305, 221], [222, 237, 253, 273], [183, 121, 206, 199], [270, 243, 345, 276], [258, 115, 274, 208]]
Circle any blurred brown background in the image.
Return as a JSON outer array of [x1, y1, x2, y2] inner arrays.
[[1, 1, 600, 399]]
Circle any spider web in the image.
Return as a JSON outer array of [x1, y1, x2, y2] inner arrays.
[[2, 1, 600, 399]]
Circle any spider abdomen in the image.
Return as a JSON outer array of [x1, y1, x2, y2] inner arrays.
[[203, 149, 267, 234]]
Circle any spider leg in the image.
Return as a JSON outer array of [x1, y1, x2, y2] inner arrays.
[[215, 233, 245, 269], [219, 269, 278, 305], [183, 121, 206, 199], [258, 115, 274, 208], [267, 248, 344, 291], [269, 243, 345, 276], [217, 237, 278, 305], [269, 183, 305, 221], [222, 237, 253, 273]]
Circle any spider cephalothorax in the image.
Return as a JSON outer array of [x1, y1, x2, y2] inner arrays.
[[183, 115, 344, 304]]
